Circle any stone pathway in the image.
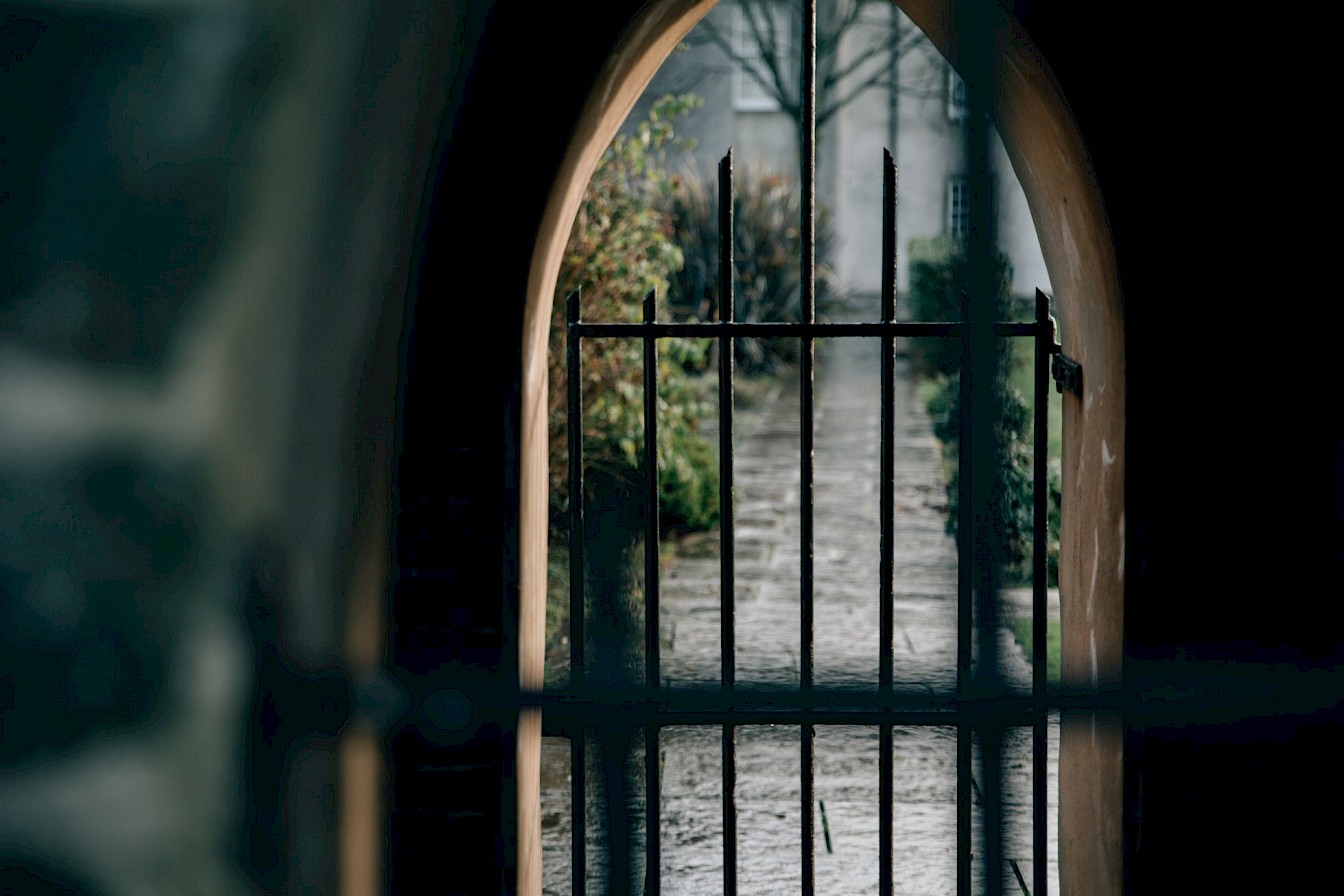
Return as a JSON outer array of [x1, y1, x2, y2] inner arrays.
[[542, 338, 1058, 895]]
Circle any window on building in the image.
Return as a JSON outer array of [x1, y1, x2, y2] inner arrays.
[[947, 176, 970, 239], [732, 2, 791, 112]]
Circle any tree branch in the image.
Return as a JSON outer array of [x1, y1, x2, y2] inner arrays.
[[821, 36, 889, 92], [694, 1, 949, 150], [821, 68, 897, 123], [745, 0, 800, 109]]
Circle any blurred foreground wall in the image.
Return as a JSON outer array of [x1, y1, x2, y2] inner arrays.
[[0, 2, 462, 892]]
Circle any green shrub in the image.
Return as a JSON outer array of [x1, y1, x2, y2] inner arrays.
[[907, 236, 1016, 378], [1009, 617, 1061, 687], [548, 93, 719, 535], [667, 165, 842, 374], [546, 95, 719, 678], [907, 237, 1060, 586]]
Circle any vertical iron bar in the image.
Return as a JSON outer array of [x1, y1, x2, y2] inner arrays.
[[722, 725, 738, 896], [879, 153, 896, 693], [567, 288, 585, 693], [718, 150, 738, 896], [800, 0, 816, 331], [879, 716, 894, 896], [956, 124, 978, 896], [879, 149, 898, 896], [643, 286, 661, 693], [1033, 289, 1051, 896], [957, 723, 971, 896], [956, 306, 973, 896], [566, 289, 586, 896], [642, 288, 661, 896], [962, 1, 1003, 887], [802, 723, 815, 895], [571, 731, 585, 896], [982, 725, 1005, 896], [800, 3, 817, 895], [965, 76, 998, 682], [799, 1, 817, 691], [646, 724, 660, 896]]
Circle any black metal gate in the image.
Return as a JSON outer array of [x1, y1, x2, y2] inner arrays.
[[541, 2, 1074, 893]]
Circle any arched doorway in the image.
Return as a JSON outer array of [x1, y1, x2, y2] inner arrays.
[[516, 1, 1123, 894]]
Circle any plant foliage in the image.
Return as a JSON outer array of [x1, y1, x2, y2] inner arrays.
[[667, 164, 841, 374], [907, 236, 1060, 586], [549, 94, 719, 536]]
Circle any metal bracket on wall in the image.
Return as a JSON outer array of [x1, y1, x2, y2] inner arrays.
[[1044, 307, 1081, 396], [1052, 351, 1082, 396]]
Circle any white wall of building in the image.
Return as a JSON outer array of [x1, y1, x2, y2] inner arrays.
[[629, 2, 1053, 309]]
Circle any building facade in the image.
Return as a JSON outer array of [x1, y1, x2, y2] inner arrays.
[[628, 1, 1051, 302]]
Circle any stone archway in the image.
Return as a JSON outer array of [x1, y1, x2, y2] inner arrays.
[[517, 2, 1124, 892]]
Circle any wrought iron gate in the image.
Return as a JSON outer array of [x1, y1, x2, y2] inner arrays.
[[541, 2, 1075, 894]]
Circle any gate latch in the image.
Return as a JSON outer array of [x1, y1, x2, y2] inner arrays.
[[1051, 351, 1082, 396], [1044, 311, 1081, 396]]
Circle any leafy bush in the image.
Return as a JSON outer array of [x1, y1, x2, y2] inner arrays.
[[1009, 617, 1061, 687], [667, 165, 842, 374], [907, 236, 1014, 378], [907, 237, 1060, 586], [548, 93, 719, 535], [545, 95, 721, 683]]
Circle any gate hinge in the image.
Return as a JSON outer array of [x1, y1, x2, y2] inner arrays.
[[1051, 351, 1082, 396]]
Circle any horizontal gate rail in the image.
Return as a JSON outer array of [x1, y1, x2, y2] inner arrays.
[[524, 672, 1341, 728], [532, 687, 1097, 724], [567, 319, 1045, 338]]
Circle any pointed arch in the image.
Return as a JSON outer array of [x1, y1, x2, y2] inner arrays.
[[517, 2, 1123, 892]]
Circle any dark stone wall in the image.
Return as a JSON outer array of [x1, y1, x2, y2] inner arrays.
[[388, 5, 652, 891], [1008, 2, 1343, 891], [0, 1, 453, 893]]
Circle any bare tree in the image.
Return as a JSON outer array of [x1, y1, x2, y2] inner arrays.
[[693, 0, 945, 145]]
